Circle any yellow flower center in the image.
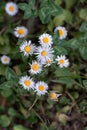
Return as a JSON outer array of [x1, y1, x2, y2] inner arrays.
[[24, 46, 31, 53], [9, 6, 15, 11], [3, 58, 8, 62], [17, 28, 25, 35], [59, 59, 65, 64], [59, 30, 64, 37], [43, 37, 49, 43], [46, 59, 52, 64], [41, 51, 47, 57], [31, 64, 39, 71], [38, 85, 45, 91], [24, 80, 31, 87], [50, 92, 57, 100]]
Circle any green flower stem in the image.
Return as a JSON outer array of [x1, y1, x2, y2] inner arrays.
[[28, 97, 38, 111], [33, 108, 49, 130], [65, 90, 80, 112]]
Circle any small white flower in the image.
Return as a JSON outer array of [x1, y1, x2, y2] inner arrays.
[[56, 55, 69, 68], [39, 33, 53, 46], [35, 46, 54, 64], [5, 2, 18, 16], [35, 81, 48, 96], [1, 55, 10, 65], [19, 75, 35, 91], [54, 26, 67, 40], [29, 61, 42, 75], [14, 26, 28, 38], [44, 58, 53, 67], [49, 92, 62, 101], [20, 40, 36, 56]]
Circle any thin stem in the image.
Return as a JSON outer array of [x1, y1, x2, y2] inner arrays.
[[33, 108, 49, 130], [28, 97, 38, 111], [65, 90, 80, 112], [75, 81, 85, 89]]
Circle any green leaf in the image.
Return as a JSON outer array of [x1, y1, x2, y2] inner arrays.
[[55, 68, 72, 77], [83, 80, 87, 89], [71, 92, 79, 99], [0, 115, 11, 127], [0, 45, 11, 54], [39, 7, 51, 24], [66, 39, 79, 49], [79, 46, 87, 60], [84, 127, 87, 130], [5, 67, 16, 81], [48, 0, 63, 16], [28, 0, 35, 7], [13, 125, 29, 130], [54, 78, 75, 86], [64, 0, 77, 9], [78, 33, 87, 44], [79, 9, 87, 20], [1, 88, 13, 98], [54, 46, 68, 55], [18, 3, 28, 10], [79, 22, 87, 32], [8, 108, 17, 117], [0, 64, 7, 75], [23, 9, 32, 19], [60, 96, 70, 105], [39, 0, 62, 24], [0, 81, 14, 89]]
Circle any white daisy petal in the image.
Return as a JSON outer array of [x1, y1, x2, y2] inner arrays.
[[5, 2, 18, 16], [35, 46, 54, 64], [54, 26, 67, 40], [39, 33, 53, 46], [20, 40, 36, 56], [56, 55, 69, 68], [14, 26, 28, 38], [19, 75, 35, 91], [29, 61, 42, 75], [35, 81, 48, 96], [1, 55, 10, 65]]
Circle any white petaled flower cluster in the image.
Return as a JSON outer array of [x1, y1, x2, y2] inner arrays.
[[0, 55, 10, 65], [5, 2, 18, 16], [19, 75, 48, 96], [18, 26, 69, 97]]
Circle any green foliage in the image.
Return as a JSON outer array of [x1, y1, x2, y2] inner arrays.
[[13, 125, 29, 130], [0, 0, 87, 129], [0, 115, 11, 127]]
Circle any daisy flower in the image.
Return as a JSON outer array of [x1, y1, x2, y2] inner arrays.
[[56, 55, 69, 68], [1, 55, 10, 65], [5, 2, 18, 16], [14, 26, 28, 38], [35, 46, 54, 64], [49, 92, 62, 101], [19, 75, 35, 91], [54, 26, 67, 40], [29, 61, 42, 75], [39, 33, 53, 46], [35, 81, 48, 96], [44, 58, 53, 67], [20, 40, 36, 56]]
